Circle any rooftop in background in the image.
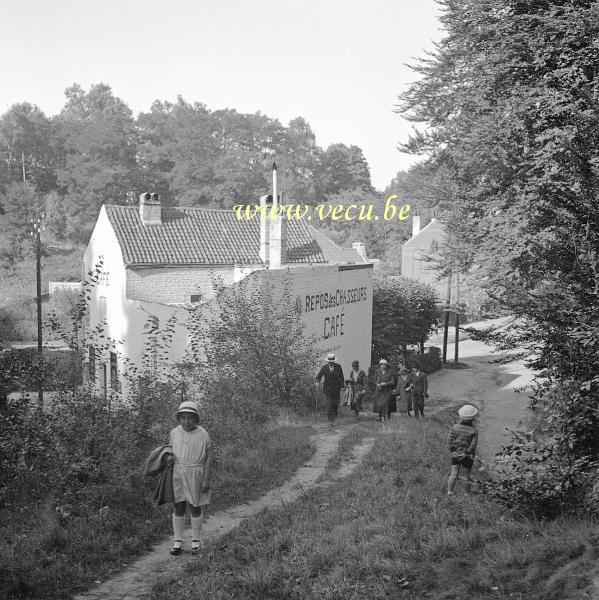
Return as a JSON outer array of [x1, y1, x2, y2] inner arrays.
[[105, 205, 365, 266]]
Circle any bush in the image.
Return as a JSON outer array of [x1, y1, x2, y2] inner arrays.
[[405, 346, 441, 374], [372, 275, 440, 364], [480, 431, 599, 519]]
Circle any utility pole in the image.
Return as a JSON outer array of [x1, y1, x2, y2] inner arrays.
[[454, 269, 460, 364], [442, 268, 453, 364], [30, 212, 45, 410]]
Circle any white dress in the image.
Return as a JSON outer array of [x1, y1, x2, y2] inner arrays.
[[169, 425, 212, 506]]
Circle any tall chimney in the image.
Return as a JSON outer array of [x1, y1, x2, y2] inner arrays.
[[269, 191, 287, 269], [139, 192, 161, 226], [259, 194, 272, 264], [352, 242, 367, 262], [272, 163, 278, 212], [412, 215, 421, 238]]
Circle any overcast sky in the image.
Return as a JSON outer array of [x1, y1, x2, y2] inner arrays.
[[0, 0, 443, 190]]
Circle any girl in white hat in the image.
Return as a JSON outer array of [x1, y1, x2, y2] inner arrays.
[[447, 404, 479, 495], [166, 400, 213, 555]]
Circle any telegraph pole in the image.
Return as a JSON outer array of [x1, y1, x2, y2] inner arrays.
[[454, 269, 460, 364], [442, 268, 453, 364], [30, 212, 45, 410]]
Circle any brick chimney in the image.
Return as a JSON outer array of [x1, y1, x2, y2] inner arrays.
[[259, 194, 272, 264], [268, 164, 286, 269], [269, 199, 287, 268], [139, 192, 161, 226]]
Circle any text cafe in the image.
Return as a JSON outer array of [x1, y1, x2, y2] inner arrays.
[[303, 286, 368, 340]]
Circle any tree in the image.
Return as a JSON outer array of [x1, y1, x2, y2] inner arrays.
[[317, 143, 373, 199], [187, 274, 316, 414], [0, 103, 57, 193], [399, 0, 599, 511], [55, 83, 143, 240], [371, 276, 440, 363], [137, 97, 219, 205]]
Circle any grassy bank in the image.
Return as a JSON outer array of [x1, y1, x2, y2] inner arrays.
[[149, 411, 599, 600], [0, 423, 314, 600]]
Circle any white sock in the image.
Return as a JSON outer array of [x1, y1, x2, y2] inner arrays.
[[191, 515, 203, 541], [172, 514, 185, 544]]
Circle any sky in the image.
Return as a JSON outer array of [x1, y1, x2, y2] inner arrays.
[[0, 0, 444, 191]]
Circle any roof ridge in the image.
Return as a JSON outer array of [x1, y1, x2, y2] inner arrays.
[[106, 204, 247, 214]]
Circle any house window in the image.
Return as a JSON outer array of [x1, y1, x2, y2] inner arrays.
[[110, 352, 119, 391], [430, 239, 439, 252], [88, 346, 96, 382], [190, 294, 201, 303]]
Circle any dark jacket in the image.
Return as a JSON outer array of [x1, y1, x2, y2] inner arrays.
[[316, 362, 345, 396], [144, 445, 175, 506], [448, 422, 478, 456], [412, 371, 428, 395]]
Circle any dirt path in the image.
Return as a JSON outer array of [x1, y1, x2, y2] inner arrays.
[[73, 426, 375, 600], [428, 334, 534, 461]]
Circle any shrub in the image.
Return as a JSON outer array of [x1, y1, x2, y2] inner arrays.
[[372, 275, 440, 364]]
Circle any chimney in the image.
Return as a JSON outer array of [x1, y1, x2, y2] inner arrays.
[[139, 192, 161, 226], [412, 215, 421, 238], [352, 242, 367, 262], [259, 194, 272, 264], [269, 191, 287, 269]]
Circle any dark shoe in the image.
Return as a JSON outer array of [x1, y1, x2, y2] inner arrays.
[[170, 542, 183, 556]]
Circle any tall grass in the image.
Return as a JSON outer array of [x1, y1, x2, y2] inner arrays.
[[149, 412, 599, 600], [0, 422, 314, 599]]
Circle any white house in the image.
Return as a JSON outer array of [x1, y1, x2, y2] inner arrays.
[[83, 192, 373, 397], [401, 216, 446, 299]]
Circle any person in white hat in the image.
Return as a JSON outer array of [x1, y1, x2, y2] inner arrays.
[[447, 404, 479, 495], [315, 353, 345, 426], [165, 400, 213, 555]]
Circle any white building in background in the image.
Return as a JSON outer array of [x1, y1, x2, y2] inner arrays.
[[83, 192, 373, 398], [401, 215, 446, 299]]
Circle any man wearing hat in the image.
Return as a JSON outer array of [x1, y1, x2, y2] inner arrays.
[[315, 353, 345, 425], [411, 365, 429, 418], [345, 359, 367, 419]]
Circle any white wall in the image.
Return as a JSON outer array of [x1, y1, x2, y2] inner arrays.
[[126, 266, 235, 303], [253, 264, 374, 374]]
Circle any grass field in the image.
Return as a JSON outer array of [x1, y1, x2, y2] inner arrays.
[[0, 423, 315, 600], [148, 409, 599, 600]]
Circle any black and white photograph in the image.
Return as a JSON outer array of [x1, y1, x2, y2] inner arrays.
[[1, 0, 598, 598]]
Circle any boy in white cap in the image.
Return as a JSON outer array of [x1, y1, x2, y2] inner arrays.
[[166, 400, 213, 555], [315, 353, 345, 426], [447, 404, 478, 495]]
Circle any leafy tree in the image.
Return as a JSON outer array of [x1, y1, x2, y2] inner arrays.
[[187, 274, 316, 413], [399, 0, 599, 512], [0, 103, 57, 193], [137, 97, 219, 205], [372, 276, 440, 363], [0, 182, 43, 262], [55, 83, 142, 239], [318, 143, 373, 199]]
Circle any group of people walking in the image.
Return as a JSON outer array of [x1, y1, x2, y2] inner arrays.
[[146, 353, 477, 556], [315, 353, 429, 425]]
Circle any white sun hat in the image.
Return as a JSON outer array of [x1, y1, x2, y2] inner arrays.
[[177, 400, 200, 416], [458, 405, 478, 420], [379, 359, 389, 366], [326, 353, 336, 362]]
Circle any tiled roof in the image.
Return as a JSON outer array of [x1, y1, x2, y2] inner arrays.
[[104, 205, 359, 266], [309, 227, 366, 264]]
